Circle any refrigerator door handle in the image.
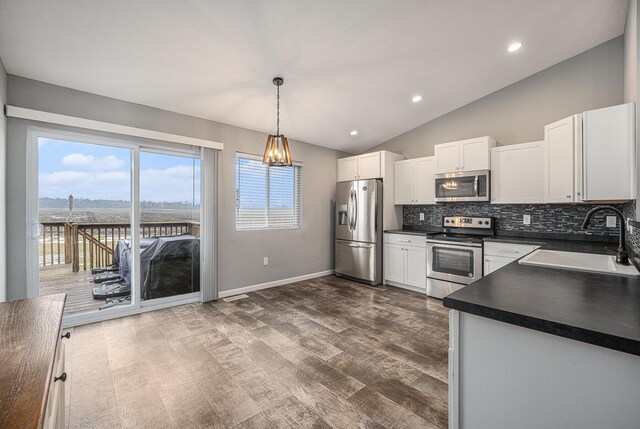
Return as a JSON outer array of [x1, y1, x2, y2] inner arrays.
[[349, 189, 357, 230], [352, 188, 358, 230], [347, 190, 353, 231], [348, 243, 372, 249]]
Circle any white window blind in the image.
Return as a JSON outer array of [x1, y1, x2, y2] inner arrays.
[[235, 153, 302, 230]]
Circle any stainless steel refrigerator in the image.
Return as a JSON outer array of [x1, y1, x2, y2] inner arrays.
[[335, 179, 383, 285]]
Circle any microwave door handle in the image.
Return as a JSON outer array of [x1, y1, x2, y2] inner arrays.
[[474, 175, 479, 196]]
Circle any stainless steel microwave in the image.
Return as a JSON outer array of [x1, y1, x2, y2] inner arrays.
[[434, 170, 490, 202]]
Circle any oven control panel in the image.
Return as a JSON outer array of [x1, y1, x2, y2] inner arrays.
[[442, 216, 493, 229]]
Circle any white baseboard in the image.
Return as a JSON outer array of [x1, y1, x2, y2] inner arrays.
[[218, 269, 335, 299]]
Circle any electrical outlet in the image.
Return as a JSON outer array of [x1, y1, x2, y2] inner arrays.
[[419, 213, 425, 221], [523, 214, 531, 225], [606, 216, 617, 228], [263, 257, 269, 266]]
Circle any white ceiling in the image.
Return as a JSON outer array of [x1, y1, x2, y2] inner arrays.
[[0, 0, 628, 153]]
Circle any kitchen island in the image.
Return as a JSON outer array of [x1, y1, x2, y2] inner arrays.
[[443, 237, 640, 429]]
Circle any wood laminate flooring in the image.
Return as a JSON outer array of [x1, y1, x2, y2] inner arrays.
[[65, 275, 449, 428]]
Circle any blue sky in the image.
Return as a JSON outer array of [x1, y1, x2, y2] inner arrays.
[[38, 138, 200, 204]]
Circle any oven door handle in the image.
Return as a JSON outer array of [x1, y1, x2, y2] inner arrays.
[[426, 240, 483, 248]]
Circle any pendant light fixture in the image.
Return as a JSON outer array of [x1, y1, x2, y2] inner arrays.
[[263, 77, 292, 166]]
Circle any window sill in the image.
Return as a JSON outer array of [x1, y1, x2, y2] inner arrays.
[[235, 226, 301, 232]]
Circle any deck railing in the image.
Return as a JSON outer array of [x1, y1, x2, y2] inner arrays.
[[40, 221, 200, 272]]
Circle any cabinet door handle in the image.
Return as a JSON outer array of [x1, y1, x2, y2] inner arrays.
[[566, 195, 571, 198], [398, 239, 412, 243], [55, 372, 67, 383], [61, 332, 71, 340]]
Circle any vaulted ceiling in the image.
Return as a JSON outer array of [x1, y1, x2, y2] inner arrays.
[[0, 0, 628, 152]]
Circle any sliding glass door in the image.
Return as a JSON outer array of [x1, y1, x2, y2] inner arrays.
[[36, 135, 134, 315], [139, 149, 200, 302], [29, 128, 205, 324]]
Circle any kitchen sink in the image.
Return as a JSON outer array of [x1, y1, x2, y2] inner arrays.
[[518, 249, 640, 277]]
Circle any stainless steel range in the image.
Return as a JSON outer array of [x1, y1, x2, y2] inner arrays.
[[426, 216, 494, 299]]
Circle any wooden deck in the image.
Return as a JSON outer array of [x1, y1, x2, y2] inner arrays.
[[40, 265, 111, 315]]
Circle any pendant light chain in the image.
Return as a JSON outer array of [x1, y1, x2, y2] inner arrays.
[[276, 83, 280, 136]]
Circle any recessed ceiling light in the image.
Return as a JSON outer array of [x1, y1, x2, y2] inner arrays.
[[508, 42, 522, 53], [350, 130, 358, 136], [412, 95, 422, 103]]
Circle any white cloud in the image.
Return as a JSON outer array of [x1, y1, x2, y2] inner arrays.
[[40, 171, 131, 200], [62, 153, 95, 167], [40, 165, 199, 203], [97, 155, 125, 171], [60, 153, 124, 171]]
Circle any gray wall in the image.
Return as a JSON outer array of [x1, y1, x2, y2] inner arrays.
[[364, 36, 624, 158], [6, 76, 343, 300], [0, 58, 6, 301]]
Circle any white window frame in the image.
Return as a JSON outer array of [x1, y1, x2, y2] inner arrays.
[[26, 126, 211, 327], [235, 152, 303, 231]]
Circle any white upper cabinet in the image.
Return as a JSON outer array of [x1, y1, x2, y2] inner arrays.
[[357, 152, 382, 180], [544, 115, 580, 203], [434, 142, 460, 173], [337, 152, 382, 181], [415, 157, 436, 204], [460, 137, 494, 171], [582, 103, 635, 201], [337, 156, 358, 182], [393, 156, 435, 205], [491, 141, 544, 204], [434, 136, 496, 173], [394, 160, 416, 204], [541, 103, 635, 203]]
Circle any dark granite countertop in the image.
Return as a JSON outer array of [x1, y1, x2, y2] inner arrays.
[[443, 236, 640, 356], [384, 227, 442, 236]]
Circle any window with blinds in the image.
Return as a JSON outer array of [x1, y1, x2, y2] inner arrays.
[[235, 154, 303, 230]]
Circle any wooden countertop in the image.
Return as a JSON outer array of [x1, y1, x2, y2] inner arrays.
[[0, 294, 66, 429]]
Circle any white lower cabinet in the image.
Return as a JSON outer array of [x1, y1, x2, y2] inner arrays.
[[44, 337, 66, 429], [483, 254, 513, 275], [484, 241, 541, 275], [405, 245, 427, 288], [384, 243, 406, 284], [384, 233, 426, 292]]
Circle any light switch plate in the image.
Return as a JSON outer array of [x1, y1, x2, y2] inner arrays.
[[523, 214, 531, 225], [263, 257, 269, 266], [419, 213, 425, 221], [606, 216, 617, 228]]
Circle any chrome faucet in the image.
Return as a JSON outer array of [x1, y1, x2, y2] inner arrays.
[[581, 206, 629, 265]]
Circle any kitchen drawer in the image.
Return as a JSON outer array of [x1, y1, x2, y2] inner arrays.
[[384, 233, 426, 247], [484, 241, 540, 258]]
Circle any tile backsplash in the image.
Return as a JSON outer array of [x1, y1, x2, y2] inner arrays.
[[403, 201, 636, 242]]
